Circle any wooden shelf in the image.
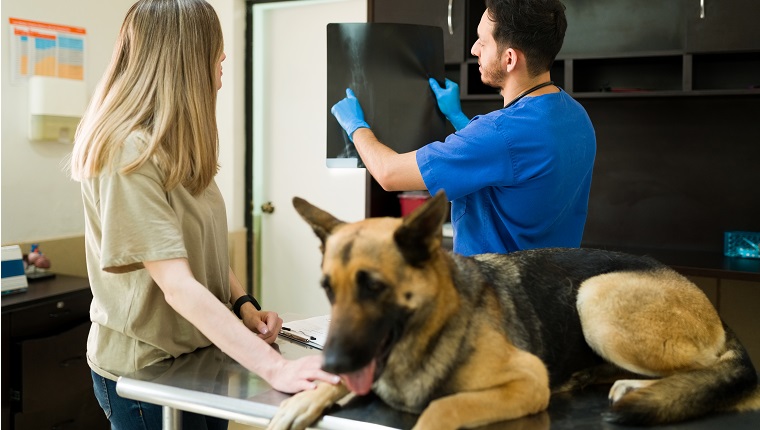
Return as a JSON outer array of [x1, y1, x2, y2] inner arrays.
[[459, 52, 760, 99], [691, 52, 760, 91]]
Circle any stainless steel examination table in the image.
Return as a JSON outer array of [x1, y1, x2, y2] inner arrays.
[[116, 341, 760, 430]]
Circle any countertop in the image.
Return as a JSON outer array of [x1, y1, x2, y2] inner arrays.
[[1, 274, 90, 312], [583, 244, 760, 281], [440, 237, 760, 281]]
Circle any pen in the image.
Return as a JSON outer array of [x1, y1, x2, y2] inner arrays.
[[281, 326, 317, 341]]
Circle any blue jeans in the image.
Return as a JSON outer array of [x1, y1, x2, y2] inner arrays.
[[91, 370, 228, 430]]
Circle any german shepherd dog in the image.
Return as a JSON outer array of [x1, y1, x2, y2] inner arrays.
[[268, 191, 760, 430]]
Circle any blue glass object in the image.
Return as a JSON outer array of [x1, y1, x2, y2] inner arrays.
[[724, 231, 760, 259]]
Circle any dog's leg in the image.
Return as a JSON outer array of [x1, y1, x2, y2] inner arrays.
[[608, 379, 658, 403], [554, 362, 643, 393], [577, 270, 725, 377], [412, 349, 550, 430], [413, 379, 550, 430], [267, 382, 349, 430], [576, 270, 759, 424]]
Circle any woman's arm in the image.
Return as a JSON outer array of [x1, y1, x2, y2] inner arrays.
[[144, 258, 339, 393]]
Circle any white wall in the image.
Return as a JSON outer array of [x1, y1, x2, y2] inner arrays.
[[1, 0, 247, 245], [211, 0, 247, 232]]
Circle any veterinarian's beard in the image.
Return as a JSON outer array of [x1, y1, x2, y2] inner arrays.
[[480, 55, 506, 89]]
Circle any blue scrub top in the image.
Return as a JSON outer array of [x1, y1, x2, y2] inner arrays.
[[416, 89, 596, 256]]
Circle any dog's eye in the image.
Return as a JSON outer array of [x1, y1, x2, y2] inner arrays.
[[321, 276, 335, 303], [356, 270, 387, 300]]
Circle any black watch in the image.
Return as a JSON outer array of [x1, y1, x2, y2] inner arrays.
[[233, 294, 262, 318]]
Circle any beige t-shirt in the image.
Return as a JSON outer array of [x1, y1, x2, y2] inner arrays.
[[82, 131, 230, 380]]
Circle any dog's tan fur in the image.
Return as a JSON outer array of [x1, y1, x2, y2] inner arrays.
[[267, 192, 759, 430], [578, 270, 726, 376]]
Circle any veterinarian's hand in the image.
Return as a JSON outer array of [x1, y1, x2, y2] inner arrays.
[[429, 77, 469, 131], [331, 88, 370, 142], [242, 309, 282, 344], [267, 355, 341, 394]]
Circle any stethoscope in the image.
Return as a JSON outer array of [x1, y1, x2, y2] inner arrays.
[[504, 81, 555, 108]]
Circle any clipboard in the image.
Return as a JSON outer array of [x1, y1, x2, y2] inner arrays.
[[279, 314, 330, 350]]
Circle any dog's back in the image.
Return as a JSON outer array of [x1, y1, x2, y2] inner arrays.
[[456, 247, 760, 425], [449, 249, 660, 383]]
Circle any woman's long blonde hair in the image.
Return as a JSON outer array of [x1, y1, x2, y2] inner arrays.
[[70, 0, 223, 196]]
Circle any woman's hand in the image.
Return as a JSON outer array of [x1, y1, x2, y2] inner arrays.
[[242, 308, 283, 344], [266, 354, 341, 394]]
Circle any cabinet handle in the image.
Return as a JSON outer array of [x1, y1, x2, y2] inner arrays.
[[59, 355, 85, 367], [700, 0, 705, 19], [448, 0, 454, 35]]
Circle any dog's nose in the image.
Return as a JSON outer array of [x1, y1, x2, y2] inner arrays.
[[322, 350, 355, 374], [322, 338, 375, 374]]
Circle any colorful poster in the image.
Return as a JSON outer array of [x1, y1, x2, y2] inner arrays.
[[9, 18, 86, 84]]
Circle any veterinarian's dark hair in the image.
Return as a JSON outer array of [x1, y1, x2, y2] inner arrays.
[[485, 0, 567, 76]]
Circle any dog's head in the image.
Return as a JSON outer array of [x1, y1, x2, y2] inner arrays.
[[293, 190, 449, 395]]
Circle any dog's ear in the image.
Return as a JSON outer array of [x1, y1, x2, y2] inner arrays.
[[293, 197, 345, 251], [394, 190, 448, 267]]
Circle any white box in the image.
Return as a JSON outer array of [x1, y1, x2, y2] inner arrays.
[[2, 245, 28, 294]]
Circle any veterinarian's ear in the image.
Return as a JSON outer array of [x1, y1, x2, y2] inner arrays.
[[394, 190, 448, 267], [292, 197, 345, 251]]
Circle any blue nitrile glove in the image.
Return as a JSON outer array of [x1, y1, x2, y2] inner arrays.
[[331, 88, 370, 142], [429, 77, 469, 131]]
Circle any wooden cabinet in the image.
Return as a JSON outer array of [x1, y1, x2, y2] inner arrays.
[[371, 0, 467, 64], [1, 276, 108, 430], [562, 0, 684, 55], [557, 0, 760, 97], [368, 0, 760, 105], [558, 0, 760, 97], [366, 0, 760, 254], [389, 0, 760, 99], [685, 0, 760, 53], [687, 275, 760, 369]]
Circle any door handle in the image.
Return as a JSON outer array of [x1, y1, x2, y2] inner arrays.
[[261, 202, 275, 214]]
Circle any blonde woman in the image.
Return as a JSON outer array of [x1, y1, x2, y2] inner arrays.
[[70, 0, 338, 427]]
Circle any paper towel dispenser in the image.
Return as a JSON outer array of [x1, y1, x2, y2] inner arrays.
[[28, 76, 87, 143]]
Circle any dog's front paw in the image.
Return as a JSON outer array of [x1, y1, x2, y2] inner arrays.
[[608, 379, 656, 404], [267, 383, 348, 430], [268, 392, 322, 430]]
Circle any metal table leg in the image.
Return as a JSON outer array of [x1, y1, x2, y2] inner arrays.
[[163, 406, 181, 430]]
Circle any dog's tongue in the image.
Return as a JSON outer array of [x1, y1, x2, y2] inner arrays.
[[340, 359, 376, 395]]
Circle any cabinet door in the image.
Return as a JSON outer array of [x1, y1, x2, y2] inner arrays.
[[561, 0, 684, 55], [373, 0, 466, 63], [686, 0, 760, 52], [15, 322, 109, 429]]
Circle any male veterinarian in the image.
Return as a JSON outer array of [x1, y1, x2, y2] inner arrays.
[[331, 0, 596, 256]]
